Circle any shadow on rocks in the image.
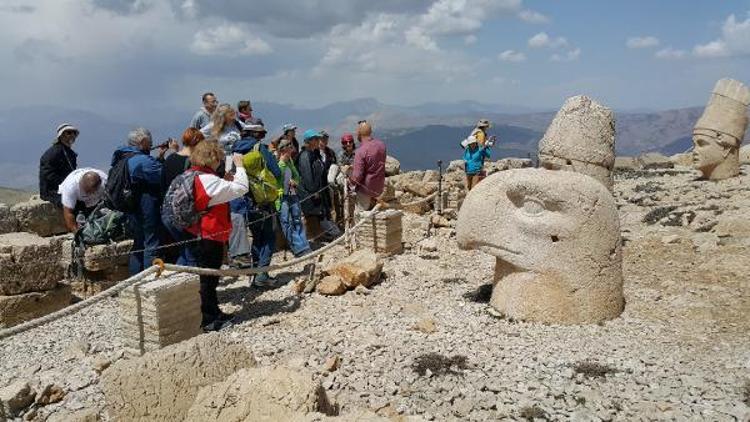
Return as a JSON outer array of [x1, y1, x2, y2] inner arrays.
[[463, 284, 493, 303]]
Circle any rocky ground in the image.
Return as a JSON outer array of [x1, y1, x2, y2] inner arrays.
[[1, 164, 749, 421]]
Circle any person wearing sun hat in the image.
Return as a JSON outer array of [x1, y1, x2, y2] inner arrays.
[[39, 123, 79, 206]]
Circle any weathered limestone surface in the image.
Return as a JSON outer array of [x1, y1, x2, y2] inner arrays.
[[101, 333, 256, 421], [356, 210, 403, 255], [185, 366, 336, 421], [119, 272, 202, 356], [385, 155, 401, 176], [11, 197, 66, 237], [692, 78, 750, 180], [325, 250, 383, 289], [740, 144, 750, 164], [60, 238, 132, 273], [0, 232, 64, 295], [538, 95, 616, 190], [0, 204, 18, 235], [456, 169, 624, 324], [0, 284, 71, 328]]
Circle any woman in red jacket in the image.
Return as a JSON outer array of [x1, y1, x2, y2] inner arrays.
[[186, 140, 248, 332]]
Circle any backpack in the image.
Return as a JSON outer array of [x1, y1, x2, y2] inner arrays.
[[243, 143, 279, 204], [162, 170, 203, 230], [75, 204, 131, 246], [105, 152, 137, 212]]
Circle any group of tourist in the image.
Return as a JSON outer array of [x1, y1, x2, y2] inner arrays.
[[38, 92, 387, 332]]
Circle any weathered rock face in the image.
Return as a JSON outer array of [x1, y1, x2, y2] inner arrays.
[[385, 155, 401, 176], [456, 169, 624, 324], [538, 95, 616, 190], [0, 232, 64, 295], [740, 144, 750, 164], [0, 204, 18, 235], [692, 78, 750, 180], [0, 284, 71, 328], [325, 250, 383, 289], [11, 197, 66, 237], [119, 272, 203, 356], [638, 152, 674, 169], [185, 366, 336, 421], [101, 333, 256, 421], [0, 381, 35, 418], [317, 276, 347, 296]]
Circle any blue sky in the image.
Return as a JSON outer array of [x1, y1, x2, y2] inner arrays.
[[0, 0, 749, 113]]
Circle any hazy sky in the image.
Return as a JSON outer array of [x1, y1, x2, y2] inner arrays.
[[1, 0, 749, 112]]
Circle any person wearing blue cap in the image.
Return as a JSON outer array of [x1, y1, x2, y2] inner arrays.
[[296, 129, 330, 239]]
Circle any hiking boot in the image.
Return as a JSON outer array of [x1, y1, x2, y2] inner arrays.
[[217, 311, 235, 323], [251, 273, 278, 289]]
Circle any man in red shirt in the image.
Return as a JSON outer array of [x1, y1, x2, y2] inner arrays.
[[349, 121, 386, 211]]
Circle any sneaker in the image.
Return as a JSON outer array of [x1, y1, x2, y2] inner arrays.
[[201, 319, 234, 332], [230, 255, 254, 269]]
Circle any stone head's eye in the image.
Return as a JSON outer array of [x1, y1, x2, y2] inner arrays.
[[522, 198, 544, 215], [695, 139, 708, 147]]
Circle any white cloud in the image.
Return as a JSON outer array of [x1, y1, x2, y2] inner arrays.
[[498, 49, 526, 62], [464, 34, 478, 45], [191, 23, 272, 56], [518, 9, 549, 24], [528, 32, 568, 49], [626, 36, 659, 49], [655, 47, 687, 60], [405, 0, 521, 50], [693, 13, 750, 58], [550, 48, 580, 62]]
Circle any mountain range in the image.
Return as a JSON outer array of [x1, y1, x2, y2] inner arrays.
[[0, 98, 743, 189]]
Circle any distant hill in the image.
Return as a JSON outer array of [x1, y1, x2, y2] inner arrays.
[[382, 125, 542, 171], [2, 99, 747, 186], [0, 186, 34, 206]]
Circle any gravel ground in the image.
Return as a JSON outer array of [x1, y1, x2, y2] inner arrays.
[[1, 165, 749, 421]]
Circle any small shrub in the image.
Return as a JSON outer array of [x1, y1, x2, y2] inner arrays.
[[412, 353, 468, 376], [519, 405, 549, 421], [571, 361, 618, 378]]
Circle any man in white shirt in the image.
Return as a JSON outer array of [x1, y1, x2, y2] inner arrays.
[[57, 168, 108, 232]]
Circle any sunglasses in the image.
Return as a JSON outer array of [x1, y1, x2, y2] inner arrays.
[[357, 120, 367, 125], [342, 141, 354, 146]]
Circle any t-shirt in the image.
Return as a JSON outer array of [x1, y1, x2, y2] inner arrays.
[[57, 168, 107, 209]]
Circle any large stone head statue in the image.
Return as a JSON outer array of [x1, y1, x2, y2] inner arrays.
[[693, 78, 750, 180], [456, 169, 624, 324], [538, 95, 616, 190]]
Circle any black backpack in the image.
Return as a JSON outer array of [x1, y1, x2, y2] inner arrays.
[[106, 152, 138, 212]]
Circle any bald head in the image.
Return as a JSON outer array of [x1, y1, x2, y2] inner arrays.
[[357, 121, 372, 140], [79, 171, 102, 195]]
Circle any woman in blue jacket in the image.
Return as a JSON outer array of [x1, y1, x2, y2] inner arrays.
[[462, 135, 491, 191]]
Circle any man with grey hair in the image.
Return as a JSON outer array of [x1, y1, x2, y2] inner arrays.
[[58, 167, 108, 233], [110, 127, 164, 274]]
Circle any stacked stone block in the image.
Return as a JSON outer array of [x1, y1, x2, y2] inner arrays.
[[0, 232, 70, 327], [356, 210, 403, 255], [119, 272, 202, 356], [60, 239, 132, 298]]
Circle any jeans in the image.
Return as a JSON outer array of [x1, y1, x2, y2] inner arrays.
[[280, 195, 311, 257], [247, 204, 275, 277], [127, 193, 161, 275], [228, 212, 252, 259], [160, 214, 197, 267]]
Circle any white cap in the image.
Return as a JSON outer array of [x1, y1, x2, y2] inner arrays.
[[55, 123, 79, 142]]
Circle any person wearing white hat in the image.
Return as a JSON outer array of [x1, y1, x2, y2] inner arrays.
[[39, 123, 79, 206], [462, 134, 491, 191]]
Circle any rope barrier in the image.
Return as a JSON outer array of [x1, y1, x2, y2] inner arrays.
[[0, 182, 442, 340], [0, 266, 159, 340]]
